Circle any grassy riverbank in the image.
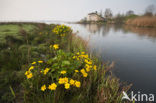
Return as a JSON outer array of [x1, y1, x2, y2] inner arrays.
[[0, 23, 130, 103]]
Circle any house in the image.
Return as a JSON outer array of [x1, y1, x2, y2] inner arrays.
[[86, 12, 104, 22]]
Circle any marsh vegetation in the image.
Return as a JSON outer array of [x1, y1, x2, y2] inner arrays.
[[0, 23, 130, 103]]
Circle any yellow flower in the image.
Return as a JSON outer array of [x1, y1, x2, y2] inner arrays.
[[88, 61, 92, 65], [86, 67, 90, 72], [64, 77, 68, 83], [93, 65, 97, 70], [53, 44, 59, 50], [83, 73, 88, 77], [73, 56, 76, 59], [60, 70, 66, 74], [80, 69, 86, 74], [25, 71, 29, 75], [58, 77, 68, 84], [41, 85, 46, 91], [38, 61, 43, 63], [75, 81, 81, 88], [83, 55, 88, 58], [81, 52, 85, 54], [31, 62, 36, 65], [84, 59, 92, 65], [64, 83, 70, 89], [29, 66, 34, 71], [75, 70, 79, 73], [26, 73, 33, 79], [69, 79, 75, 85], [85, 64, 92, 69], [48, 83, 57, 90], [44, 68, 50, 75], [58, 78, 65, 84]]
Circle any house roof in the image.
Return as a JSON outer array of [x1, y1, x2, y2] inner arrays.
[[88, 13, 98, 15]]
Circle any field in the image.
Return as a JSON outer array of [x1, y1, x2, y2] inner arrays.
[[0, 23, 130, 103]]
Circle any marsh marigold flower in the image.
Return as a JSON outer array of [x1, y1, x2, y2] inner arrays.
[[60, 70, 66, 74], [69, 79, 75, 85], [58, 78, 65, 84], [53, 44, 59, 50], [72, 56, 76, 59], [75, 70, 79, 73], [31, 62, 36, 65], [80, 69, 85, 74], [81, 52, 85, 54], [26, 73, 33, 79], [29, 66, 34, 71], [86, 67, 90, 72], [83, 73, 88, 77], [85, 59, 92, 65], [48, 83, 57, 90], [64, 77, 68, 83], [41, 85, 46, 91], [25, 71, 29, 75], [75, 81, 81, 88], [44, 68, 50, 75], [83, 54, 88, 58], [64, 83, 70, 89], [93, 65, 97, 70], [38, 61, 43, 63]]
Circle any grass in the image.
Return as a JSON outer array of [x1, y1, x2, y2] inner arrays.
[[0, 23, 130, 103], [0, 23, 37, 44]]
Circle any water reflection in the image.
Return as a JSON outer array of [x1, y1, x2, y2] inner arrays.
[[124, 26, 156, 40], [80, 24, 156, 40]]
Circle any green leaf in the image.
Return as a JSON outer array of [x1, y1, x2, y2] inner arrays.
[[9, 86, 16, 98], [47, 58, 53, 64], [62, 60, 70, 66]]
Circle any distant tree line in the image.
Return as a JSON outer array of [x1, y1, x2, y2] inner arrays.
[[96, 4, 156, 19], [80, 4, 156, 23]]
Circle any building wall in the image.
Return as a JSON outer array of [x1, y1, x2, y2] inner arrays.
[[86, 14, 103, 21]]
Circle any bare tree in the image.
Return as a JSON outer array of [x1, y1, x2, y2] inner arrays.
[[145, 4, 156, 16], [104, 8, 113, 19], [98, 10, 103, 17]]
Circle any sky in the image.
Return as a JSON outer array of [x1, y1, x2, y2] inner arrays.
[[0, 0, 156, 22]]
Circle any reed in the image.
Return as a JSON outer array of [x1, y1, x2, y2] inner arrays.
[[126, 16, 156, 28]]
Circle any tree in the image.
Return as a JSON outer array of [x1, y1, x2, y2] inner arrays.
[[104, 8, 113, 19], [144, 4, 156, 16], [98, 10, 103, 17], [114, 13, 125, 23], [126, 10, 134, 16]]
